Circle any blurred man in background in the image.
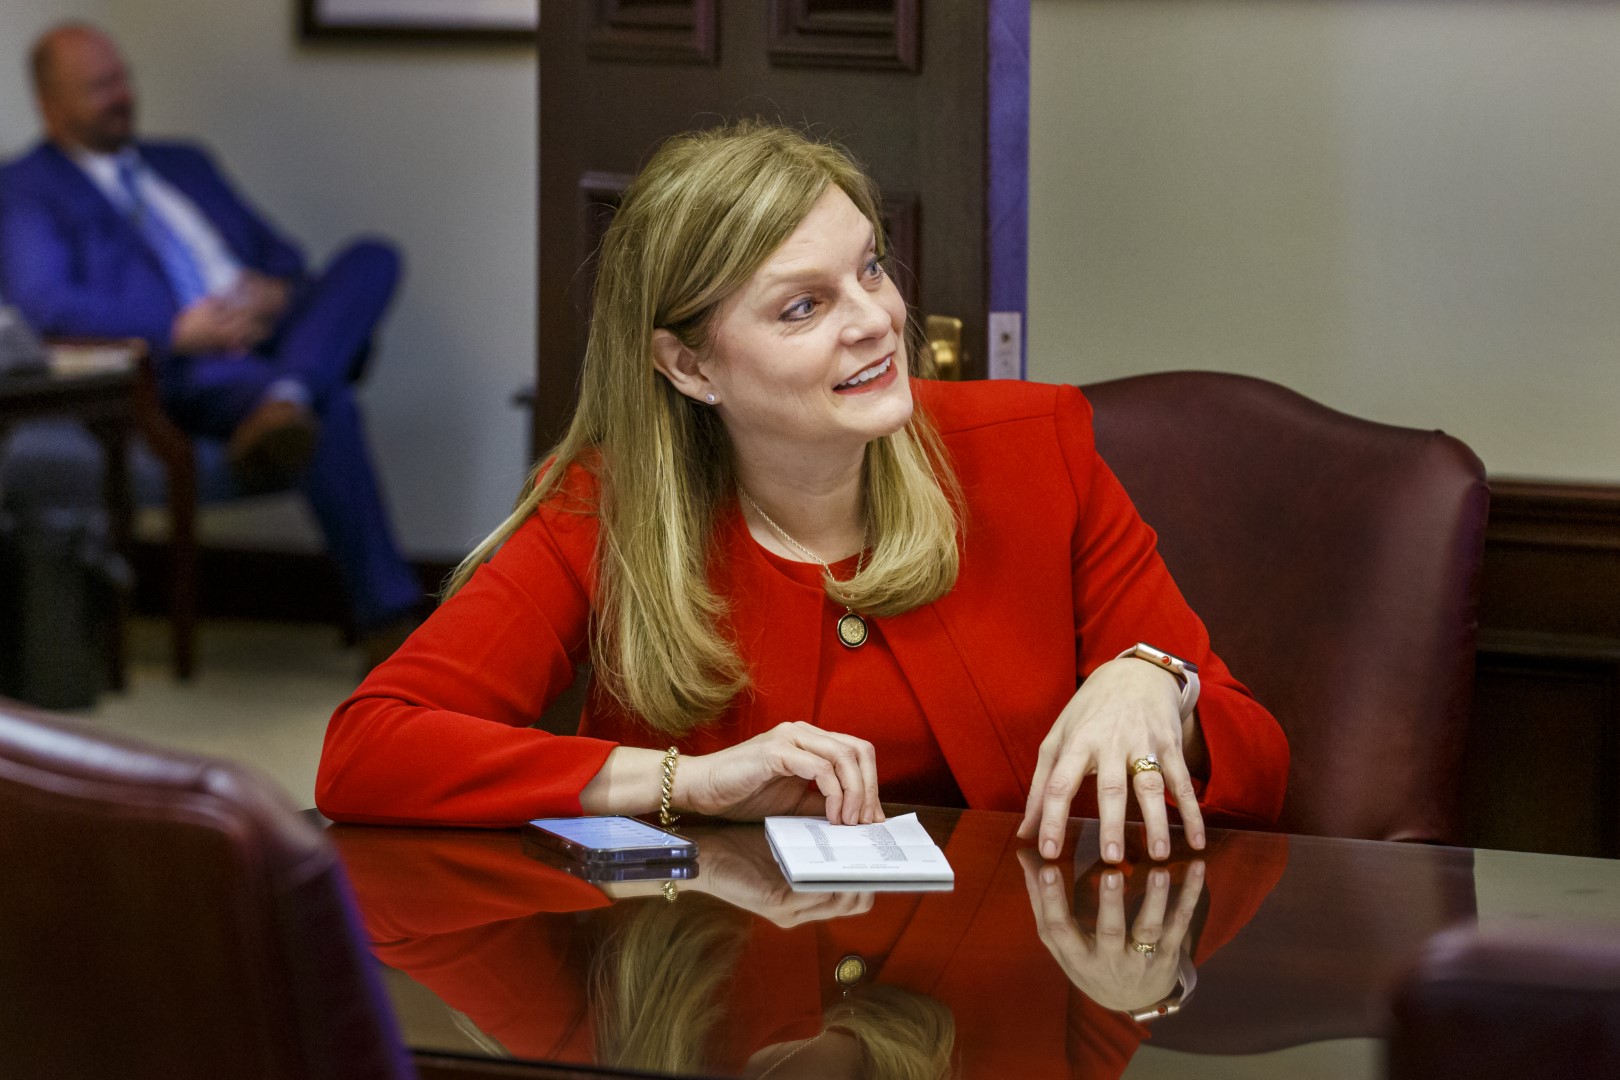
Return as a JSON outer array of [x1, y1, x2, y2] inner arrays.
[[0, 22, 424, 663]]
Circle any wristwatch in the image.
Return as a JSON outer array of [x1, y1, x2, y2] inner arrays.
[[1117, 643, 1200, 722], [1127, 950, 1199, 1023]]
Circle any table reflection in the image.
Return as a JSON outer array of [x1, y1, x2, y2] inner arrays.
[[333, 809, 1298, 1078]]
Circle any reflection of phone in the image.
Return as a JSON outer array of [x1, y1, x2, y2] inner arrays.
[[524, 816, 699, 865], [523, 839, 700, 883]]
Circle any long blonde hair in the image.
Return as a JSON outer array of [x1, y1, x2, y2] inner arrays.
[[449, 121, 961, 735], [831, 985, 957, 1080], [591, 895, 956, 1078], [590, 895, 747, 1073]]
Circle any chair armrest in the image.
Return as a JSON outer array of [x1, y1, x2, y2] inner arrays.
[[126, 347, 193, 474], [41, 335, 195, 498], [44, 336, 189, 467]]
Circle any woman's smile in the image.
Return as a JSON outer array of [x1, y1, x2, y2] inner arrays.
[[833, 353, 895, 393]]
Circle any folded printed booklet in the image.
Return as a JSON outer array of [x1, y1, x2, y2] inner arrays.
[[764, 813, 955, 885]]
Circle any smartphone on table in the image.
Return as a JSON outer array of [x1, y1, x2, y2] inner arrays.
[[524, 815, 698, 866]]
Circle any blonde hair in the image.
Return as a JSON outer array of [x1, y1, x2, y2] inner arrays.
[[592, 895, 955, 1078], [449, 121, 961, 735], [832, 985, 957, 1080], [590, 895, 747, 1072]]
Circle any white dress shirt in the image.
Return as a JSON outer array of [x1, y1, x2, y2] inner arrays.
[[73, 147, 244, 298], [68, 145, 309, 406]]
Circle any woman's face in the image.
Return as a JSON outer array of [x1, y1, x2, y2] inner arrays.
[[682, 184, 913, 464]]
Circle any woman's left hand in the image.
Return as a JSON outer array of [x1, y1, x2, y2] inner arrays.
[[1017, 657, 1207, 863]]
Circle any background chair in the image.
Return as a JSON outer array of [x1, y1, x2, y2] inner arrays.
[[1081, 371, 1489, 843], [1, 348, 295, 679], [0, 696, 411, 1080], [1388, 922, 1620, 1080]]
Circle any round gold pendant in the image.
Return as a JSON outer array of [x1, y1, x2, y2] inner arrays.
[[837, 611, 869, 649], [835, 954, 867, 987]]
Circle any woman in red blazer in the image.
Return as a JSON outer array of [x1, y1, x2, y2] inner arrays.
[[317, 122, 1288, 861]]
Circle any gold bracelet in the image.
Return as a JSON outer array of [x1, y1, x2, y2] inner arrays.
[[659, 745, 680, 829]]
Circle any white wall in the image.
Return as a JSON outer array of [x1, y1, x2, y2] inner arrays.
[[1029, 0, 1620, 483], [2, 0, 537, 558], [10, 0, 1618, 559]]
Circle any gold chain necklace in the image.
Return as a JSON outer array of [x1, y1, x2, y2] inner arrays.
[[756, 954, 866, 1077], [739, 490, 869, 649], [755, 1030, 826, 1079]]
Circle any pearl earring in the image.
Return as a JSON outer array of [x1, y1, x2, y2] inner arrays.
[[705, 393, 716, 404]]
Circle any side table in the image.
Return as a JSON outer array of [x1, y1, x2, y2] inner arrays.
[[0, 342, 146, 689]]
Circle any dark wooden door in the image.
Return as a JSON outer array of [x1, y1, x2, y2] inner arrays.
[[535, 0, 1030, 453]]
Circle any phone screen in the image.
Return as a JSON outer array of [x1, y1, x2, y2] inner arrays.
[[525, 816, 698, 864]]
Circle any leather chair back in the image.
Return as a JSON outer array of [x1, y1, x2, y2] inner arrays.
[[1389, 923, 1620, 1080], [1082, 371, 1488, 843], [0, 698, 412, 1080]]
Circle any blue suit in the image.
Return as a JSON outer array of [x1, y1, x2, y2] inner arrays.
[[0, 139, 421, 631]]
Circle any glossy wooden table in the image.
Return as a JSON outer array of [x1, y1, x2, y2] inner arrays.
[[328, 809, 1620, 1079]]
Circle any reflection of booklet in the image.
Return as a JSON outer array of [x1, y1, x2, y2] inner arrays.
[[783, 878, 956, 894], [764, 813, 955, 885]]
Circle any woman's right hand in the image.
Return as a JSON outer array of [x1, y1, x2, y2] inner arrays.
[[679, 722, 884, 825]]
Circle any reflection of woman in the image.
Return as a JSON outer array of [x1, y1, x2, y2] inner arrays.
[[592, 893, 954, 1079], [334, 821, 980, 1078], [332, 815, 1285, 1079], [317, 122, 1288, 862]]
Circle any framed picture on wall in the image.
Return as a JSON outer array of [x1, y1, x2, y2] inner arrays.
[[300, 0, 537, 43]]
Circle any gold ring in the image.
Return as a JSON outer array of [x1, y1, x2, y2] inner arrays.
[[1131, 938, 1158, 955], [1130, 754, 1162, 777]]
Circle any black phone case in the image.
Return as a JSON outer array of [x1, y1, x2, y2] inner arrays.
[[522, 819, 699, 864], [523, 839, 701, 882]]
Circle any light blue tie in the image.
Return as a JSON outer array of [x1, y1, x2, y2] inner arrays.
[[116, 159, 209, 307]]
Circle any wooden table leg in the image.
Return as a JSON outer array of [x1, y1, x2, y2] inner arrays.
[[84, 415, 133, 692]]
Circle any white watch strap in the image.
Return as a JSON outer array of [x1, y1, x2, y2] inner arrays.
[[1177, 667, 1200, 723]]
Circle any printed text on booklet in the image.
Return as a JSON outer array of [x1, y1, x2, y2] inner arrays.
[[764, 813, 955, 885]]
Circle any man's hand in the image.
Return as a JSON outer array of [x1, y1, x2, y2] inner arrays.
[[169, 296, 263, 355], [227, 270, 292, 326]]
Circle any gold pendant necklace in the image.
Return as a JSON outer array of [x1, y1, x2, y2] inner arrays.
[[740, 490, 869, 649]]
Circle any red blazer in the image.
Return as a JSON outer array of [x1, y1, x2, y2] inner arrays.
[[317, 380, 1289, 827]]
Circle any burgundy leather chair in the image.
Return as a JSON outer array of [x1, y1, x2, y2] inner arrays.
[[1082, 371, 1488, 843], [1389, 923, 1620, 1079], [0, 697, 412, 1080]]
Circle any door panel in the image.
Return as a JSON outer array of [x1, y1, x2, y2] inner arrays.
[[537, 0, 1029, 452]]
